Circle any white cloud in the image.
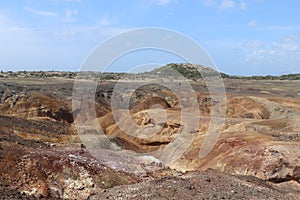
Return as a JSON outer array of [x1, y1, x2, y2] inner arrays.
[[24, 6, 58, 16], [282, 36, 298, 43], [62, 9, 78, 23], [204, 38, 300, 74], [153, 0, 171, 6], [97, 27, 132, 36], [219, 0, 235, 10], [0, 13, 51, 70], [240, 1, 247, 10], [54, 29, 77, 37], [99, 18, 111, 26], [0, 12, 133, 71], [263, 25, 299, 31], [201, 0, 216, 6], [244, 40, 263, 48], [273, 37, 299, 51], [203, 0, 246, 11], [248, 21, 258, 27], [54, 25, 131, 39], [0, 14, 41, 44], [253, 0, 264, 3], [47, 0, 81, 2], [246, 49, 279, 61], [245, 36, 300, 65], [98, 15, 115, 26], [273, 42, 299, 51]]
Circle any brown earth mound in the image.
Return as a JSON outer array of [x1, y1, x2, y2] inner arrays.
[[90, 169, 299, 200], [0, 91, 73, 123], [0, 79, 300, 199], [93, 83, 300, 194]]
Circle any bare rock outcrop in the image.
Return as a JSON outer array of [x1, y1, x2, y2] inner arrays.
[[1, 78, 300, 199], [89, 169, 299, 200], [0, 92, 73, 123]]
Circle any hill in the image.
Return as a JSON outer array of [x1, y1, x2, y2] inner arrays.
[[144, 63, 229, 80], [0, 64, 299, 80], [145, 63, 300, 80]]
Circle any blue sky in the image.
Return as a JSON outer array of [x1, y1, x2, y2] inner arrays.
[[0, 0, 300, 75]]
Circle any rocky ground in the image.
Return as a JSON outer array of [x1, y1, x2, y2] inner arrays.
[[90, 169, 299, 200], [0, 76, 299, 199]]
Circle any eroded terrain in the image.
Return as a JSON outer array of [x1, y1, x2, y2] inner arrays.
[[0, 76, 299, 199]]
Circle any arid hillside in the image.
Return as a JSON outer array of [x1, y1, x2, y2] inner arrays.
[[0, 73, 299, 199]]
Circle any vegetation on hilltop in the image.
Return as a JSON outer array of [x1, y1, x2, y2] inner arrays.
[[146, 63, 300, 80], [0, 63, 299, 80], [229, 73, 300, 80], [148, 63, 223, 79]]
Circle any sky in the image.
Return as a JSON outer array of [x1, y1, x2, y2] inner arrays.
[[0, 0, 300, 75]]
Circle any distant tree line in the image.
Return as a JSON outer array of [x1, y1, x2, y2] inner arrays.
[[0, 65, 299, 80], [225, 74, 300, 80]]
